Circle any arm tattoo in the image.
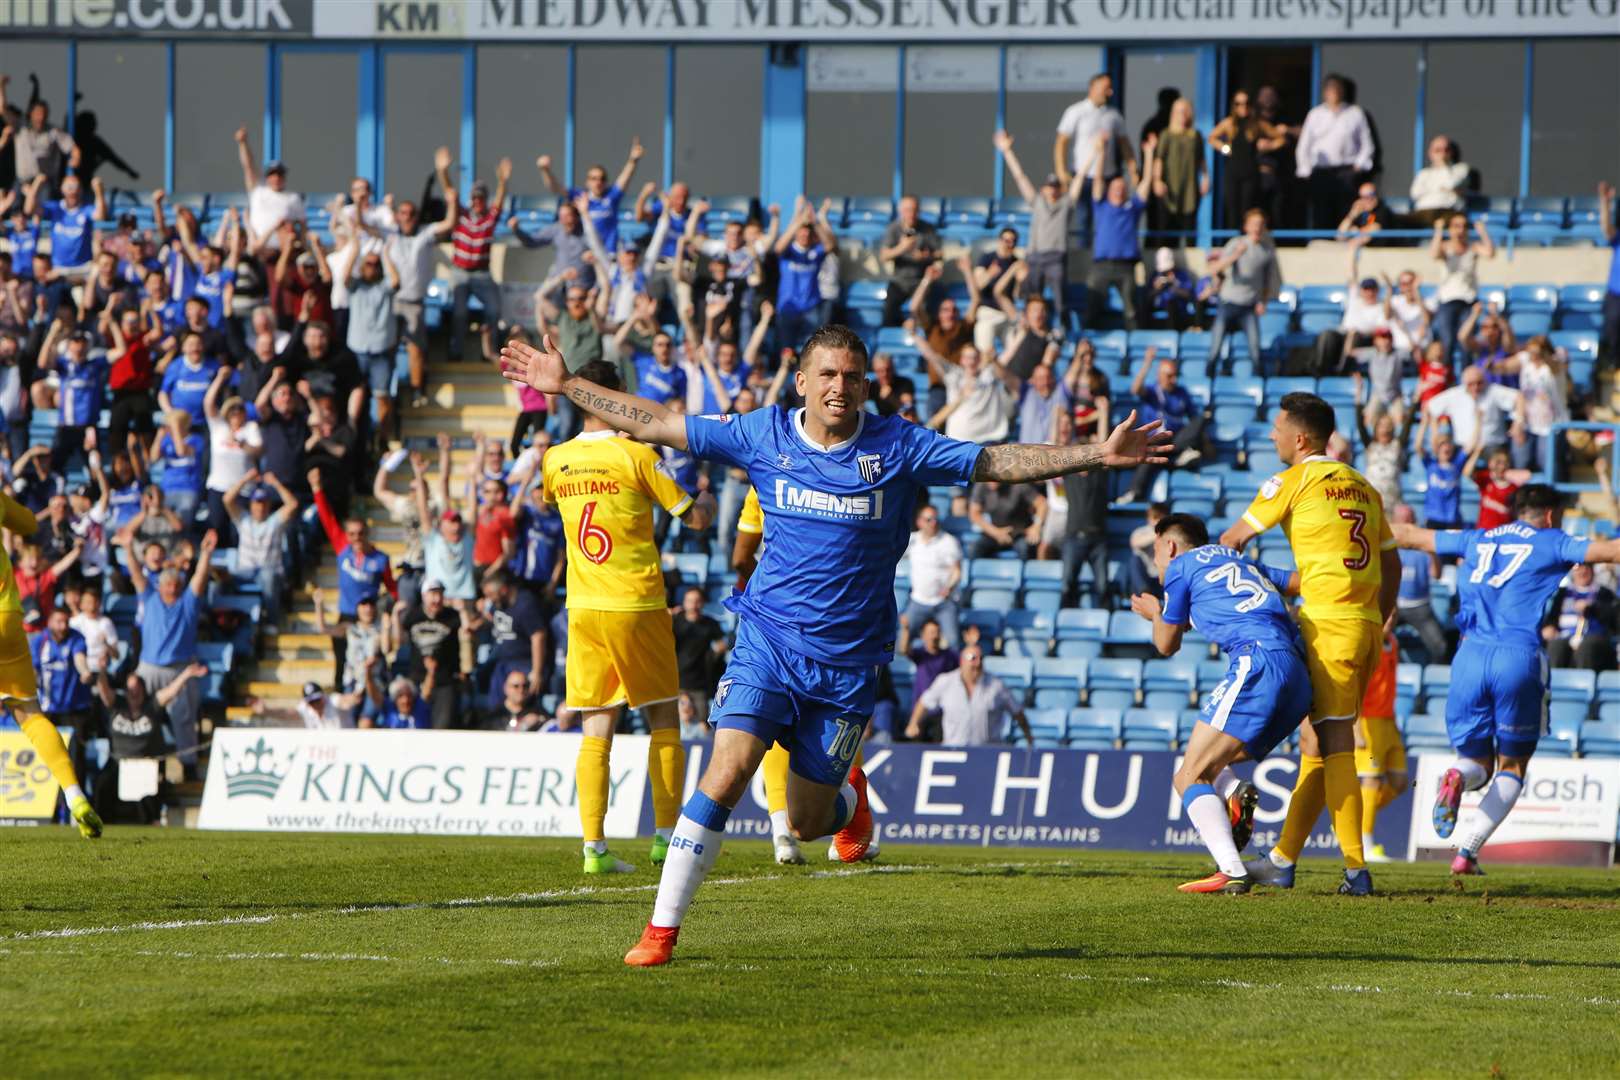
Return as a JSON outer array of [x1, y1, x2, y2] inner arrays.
[[569, 385, 654, 426], [973, 442, 1106, 483]]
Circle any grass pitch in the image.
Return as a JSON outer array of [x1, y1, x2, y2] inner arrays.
[[3, 830, 1617, 1078]]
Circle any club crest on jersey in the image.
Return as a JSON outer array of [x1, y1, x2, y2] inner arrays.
[[1260, 474, 1284, 499], [777, 454, 796, 470], [857, 453, 884, 484]]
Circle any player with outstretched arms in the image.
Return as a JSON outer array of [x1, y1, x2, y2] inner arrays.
[[501, 324, 1171, 966], [1132, 514, 1312, 893], [1394, 484, 1620, 874], [1220, 393, 1400, 895]]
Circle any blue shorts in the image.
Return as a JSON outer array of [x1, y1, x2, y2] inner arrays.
[[361, 352, 396, 396], [708, 617, 877, 787], [1446, 639, 1546, 759], [1202, 644, 1313, 761]]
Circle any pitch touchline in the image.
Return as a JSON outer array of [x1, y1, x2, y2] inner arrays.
[[6, 864, 945, 942]]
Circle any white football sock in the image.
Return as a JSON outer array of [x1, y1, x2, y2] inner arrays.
[[1269, 847, 1295, 869], [769, 809, 790, 842], [1452, 757, 1490, 792], [1456, 772, 1522, 856], [1185, 786, 1246, 877], [1213, 767, 1242, 800], [64, 783, 86, 805], [831, 780, 858, 834], [650, 794, 729, 929]]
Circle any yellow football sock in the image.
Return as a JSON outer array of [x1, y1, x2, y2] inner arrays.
[[647, 728, 685, 831], [1324, 752, 1366, 870], [19, 712, 81, 793], [576, 735, 611, 843], [853, 746, 864, 772], [1360, 780, 1382, 838], [1274, 754, 1325, 863], [762, 743, 790, 815]]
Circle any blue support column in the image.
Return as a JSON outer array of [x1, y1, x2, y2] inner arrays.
[[264, 44, 280, 163], [164, 43, 176, 192], [893, 47, 906, 203], [1194, 45, 1218, 250], [461, 46, 477, 193], [993, 46, 1007, 202], [663, 47, 676, 191], [65, 42, 76, 138], [1519, 43, 1533, 198], [759, 47, 806, 214], [1413, 44, 1427, 182], [1309, 45, 1321, 94], [359, 46, 382, 187], [563, 47, 577, 188]]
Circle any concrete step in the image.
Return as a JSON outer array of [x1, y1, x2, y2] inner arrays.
[[250, 658, 338, 684]]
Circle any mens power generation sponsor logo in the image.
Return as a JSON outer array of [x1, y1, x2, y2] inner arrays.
[[0, 0, 312, 35], [771, 479, 883, 520]]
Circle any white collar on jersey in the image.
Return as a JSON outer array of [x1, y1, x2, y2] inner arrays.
[[575, 429, 621, 441], [1302, 454, 1339, 464], [792, 407, 865, 453]]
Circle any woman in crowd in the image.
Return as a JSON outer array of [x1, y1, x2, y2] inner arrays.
[[1207, 89, 1288, 231], [1152, 98, 1209, 243], [1430, 212, 1496, 363]]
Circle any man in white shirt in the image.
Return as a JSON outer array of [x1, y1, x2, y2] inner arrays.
[[297, 681, 360, 730], [902, 504, 964, 648], [1383, 269, 1433, 353], [1295, 75, 1373, 230], [925, 344, 1013, 445], [1425, 364, 1524, 450], [1054, 72, 1127, 246], [905, 645, 1031, 747], [389, 147, 460, 408], [234, 126, 304, 254]]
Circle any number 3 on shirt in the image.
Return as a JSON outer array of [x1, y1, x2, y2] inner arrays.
[[577, 501, 614, 565], [1339, 509, 1370, 571]]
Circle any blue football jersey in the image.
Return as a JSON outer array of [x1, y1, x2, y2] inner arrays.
[[1160, 545, 1301, 655], [685, 407, 982, 665], [1436, 522, 1589, 648]]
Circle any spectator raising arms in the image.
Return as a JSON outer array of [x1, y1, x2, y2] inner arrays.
[[1054, 71, 1127, 246], [1203, 209, 1282, 377], [127, 528, 215, 778], [1087, 132, 1155, 331], [234, 124, 305, 251], [448, 156, 512, 363], [995, 129, 1082, 328], [1430, 212, 1496, 363], [772, 196, 838, 353]]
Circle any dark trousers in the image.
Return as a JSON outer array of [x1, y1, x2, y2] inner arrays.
[[1126, 411, 1208, 499], [971, 534, 1035, 561], [1547, 634, 1614, 672], [1434, 299, 1471, 365], [1599, 291, 1620, 378], [1224, 173, 1261, 230], [510, 409, 547, 457], [50, 424, 90, 475], [1023, 250, 1068, 329], [1061, 532, 1110, 608], [108, 389, 156, 453], [1074, 187, 1097, 247], [1086, 258, 1138, 330], [883, 275, 923, 327], [1396, 602, 1450, 664], [1307, 165, 1359, 231], [1206, 303, 1262, 377]]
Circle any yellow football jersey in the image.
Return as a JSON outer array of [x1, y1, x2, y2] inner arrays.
[[0, 492, 38, 614], [1240, 455, 1393, 624], [542, 431, 693, 612], [737, 486, 764, 536]]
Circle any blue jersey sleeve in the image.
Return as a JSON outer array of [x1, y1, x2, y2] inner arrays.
[[684, 410, 758, 471], [1160, 560, 1190, 626], [1434, 529, 1470, 558], [1256, 561, 1295, 594], [1557, 534, 1592, 565], [899, 423, 982, 487]]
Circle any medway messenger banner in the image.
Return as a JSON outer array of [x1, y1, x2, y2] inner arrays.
[[313, 0, 1620, 41], [1410, 754, 1620, 869], [646, 741, 1417, 856], [198, 728, 649, 837], [0, 730, 66, 824]]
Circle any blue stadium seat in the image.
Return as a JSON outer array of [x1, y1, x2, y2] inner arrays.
[[1297, 284, 1347, 312], [1196, 658, 1229, 692], [1067, 707, 1120, 744], [1551, 330, 1598, 365], [1538, 731, 1578, 758], [1263, 376, 1316, 407], [1509, 312, 1552, 338], [1515, 196, 1566, 229], [991, 195, 1030, 228], [1507, 283, 1558, 314], [1142, 657, 1197, 697], [810, 195, 849, 226], [1087, 688, 1134, 713], [1297, 310, 1340, 336], [1023, 708, 1068, 745], [1555, 284, 1605, 330], [1585, 710, 1620, 757], [1405, 711, 1450, 749], [984, 656, 1034, 694], [1055, 639, 1103, 659], [962, 608, 1005, 643], [846, 280, 888, 309], [1143, 689, 1189, 712], [669, 553, 708, 588], [941, 196, 991, 228], [1549, 668, 1596, 705], [1548, 701, 1587, 746], [1422, 664, 1452, 707], [1104, 611, 1153, 647], [969, 558, 1024, 590], [1004, 609, 1054, 643], [1032, 656, 1087, 690], [968, 587, 1017, 611], [1088, 658, 1143, 693], [845, 195, 893, 226], [1597, 670, 1620, 706], [1022, 561, 1064, 594], [1122, 708, 1177, 741], [1056, 608, 1109, 640]]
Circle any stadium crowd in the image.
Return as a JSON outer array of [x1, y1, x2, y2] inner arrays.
[[1, 65, 1617, 822]]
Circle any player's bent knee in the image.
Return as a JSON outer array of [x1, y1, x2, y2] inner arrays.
[[1387, 771, 1410, 795], [641, 699, 680, 730]]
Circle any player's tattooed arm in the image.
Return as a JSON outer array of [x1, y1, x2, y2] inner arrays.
[[971, 409, 1172, 482], [500, 335, 689, 449], [568, 385, 656, 426]]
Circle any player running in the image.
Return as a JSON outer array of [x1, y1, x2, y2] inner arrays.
[[0, 489, 101, 838], [732, 484, 877, 867], [1131, 514, 1311, 894], [1220, 393, 1399, 895], [541, 359, 716, 874], [1393, 484, 1620, 875], [1355, 625, 1407, 863], [500, 324, 1170, 966]]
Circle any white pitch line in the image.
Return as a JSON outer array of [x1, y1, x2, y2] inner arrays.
[[4, 861, 936, 943]]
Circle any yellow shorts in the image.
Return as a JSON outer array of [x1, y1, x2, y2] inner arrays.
[[564, 607, 679, 712], [1299, 616, 1382, 725], [0, 615, 38, 706], [1355, 715, 1408, 778]]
